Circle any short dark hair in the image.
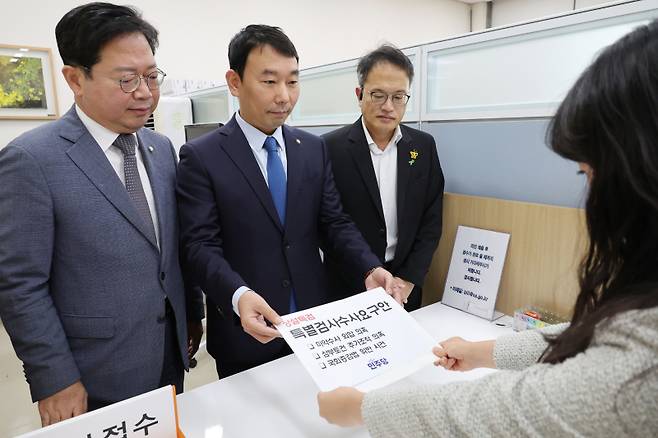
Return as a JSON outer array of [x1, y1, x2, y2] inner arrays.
[[55, 2, 158, 73], [228, 24, 299, 78], [357, 44, 414, 88]]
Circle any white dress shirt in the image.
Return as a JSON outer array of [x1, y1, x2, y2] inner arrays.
[[362, 118, 402, 263], [75, 105, 160, 247], [232, 112, 288, 315]]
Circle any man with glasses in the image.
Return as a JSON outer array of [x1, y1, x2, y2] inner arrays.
[[323, 45, 445, 311], [0, 3, 203, 426]]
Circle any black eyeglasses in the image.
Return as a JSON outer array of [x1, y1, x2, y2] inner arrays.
[[363, 89, 410, 106]]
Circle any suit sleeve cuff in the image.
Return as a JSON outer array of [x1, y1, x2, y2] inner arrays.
[[29, 360, 81, 402], [232, 286, 251, 317], [395, 267, 424, 288]]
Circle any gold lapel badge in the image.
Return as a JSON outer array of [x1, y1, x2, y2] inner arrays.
[[409, 149, 419, 166]]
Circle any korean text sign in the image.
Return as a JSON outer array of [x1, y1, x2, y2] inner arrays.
[[17, 386, 182, 438], [277, 288, 436, 391], [442, 225, 510, 320]]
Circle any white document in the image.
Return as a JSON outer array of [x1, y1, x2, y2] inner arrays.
[[277, 288, 436, 392], [442, 225, 510, 320]]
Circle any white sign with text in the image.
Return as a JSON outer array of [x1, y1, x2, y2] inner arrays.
[[18, 386, 182, 438], [277, 288, 436, 392], [442, 226, 510, 320]]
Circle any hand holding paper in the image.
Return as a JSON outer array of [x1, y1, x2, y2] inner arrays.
[[392, 276, 414, 305], [433, 337, 495, 371], [238, 290, 282, 343], [365, 267, 400, 304], [317, 387, 365, 427]]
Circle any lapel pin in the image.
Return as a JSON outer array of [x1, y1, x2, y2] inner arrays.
[[296, 138, 301, 144], [148, 145, 154, 153], [408, 148, 419, 166]]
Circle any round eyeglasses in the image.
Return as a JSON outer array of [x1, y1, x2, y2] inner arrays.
[[117, 68, 167, 93]]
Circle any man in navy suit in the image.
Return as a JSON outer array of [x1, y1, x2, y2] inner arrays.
[[177, 25, 401, 377], [323, 45, 444, 311], [0, 3, 203, 426]]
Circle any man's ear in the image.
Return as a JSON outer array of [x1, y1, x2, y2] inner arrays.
[[226, 69, 241, 97], [62, 65, 85, 97], [355, 87, 363, 101]]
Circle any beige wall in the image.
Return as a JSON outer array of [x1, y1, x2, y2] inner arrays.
[[423, 193, 587, 318], [491, 0, 622, 27], [0, 0, 470, 147]]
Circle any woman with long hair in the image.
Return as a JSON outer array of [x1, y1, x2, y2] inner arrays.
[[318, 19, 658, 437]]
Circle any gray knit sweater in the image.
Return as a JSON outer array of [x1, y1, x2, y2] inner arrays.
[[362, 307, 658, 437]]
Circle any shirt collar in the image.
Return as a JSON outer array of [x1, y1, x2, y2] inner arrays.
[[361, 117, 402, 153], [75, 105, 136, 152], [235, 111, 285, 152]]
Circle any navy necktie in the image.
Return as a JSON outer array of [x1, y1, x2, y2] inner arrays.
[[263, 136, 296, 312]]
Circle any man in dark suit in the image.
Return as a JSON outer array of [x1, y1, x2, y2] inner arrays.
[[177, 25, 400, 378], [0, 3, 203, 426], [323, 45, 444, 311]]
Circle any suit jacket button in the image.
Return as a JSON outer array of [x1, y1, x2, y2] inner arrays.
[[282, 279, 290, 288], [379, 228, 385, 236], [160, 272, 166, 281], [157, 314, 166, 323]]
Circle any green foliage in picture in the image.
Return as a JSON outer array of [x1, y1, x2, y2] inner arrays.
[[0, 55, 47, 109]]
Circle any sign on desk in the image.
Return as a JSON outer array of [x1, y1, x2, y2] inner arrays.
[[442, 225, 510, 320], [17, 386, 184, 438], [277, 288, 436, 392]]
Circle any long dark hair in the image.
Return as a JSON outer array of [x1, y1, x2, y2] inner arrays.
[[542, 19, 658, 363]]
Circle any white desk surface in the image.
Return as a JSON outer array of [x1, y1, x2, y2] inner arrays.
[[177, 302, 513, 438]]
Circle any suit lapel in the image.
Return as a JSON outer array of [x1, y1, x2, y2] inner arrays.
[[136, 130, 164, 251], [396, 133, 414, 230], [347, 120, 385, 223], [62, 109, 159, 250], [220, 117, 283, 232], [282, 125, 303, 235]]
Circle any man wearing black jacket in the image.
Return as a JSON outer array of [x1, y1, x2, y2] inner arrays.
[[323, 45, 444, 311]]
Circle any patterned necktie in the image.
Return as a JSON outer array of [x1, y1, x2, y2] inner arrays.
[[263, 136, 287, 225], [263, 136, 296, 312], [113, 134, 157, 244]]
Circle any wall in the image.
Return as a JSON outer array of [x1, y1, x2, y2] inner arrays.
[[0, 0, 470, 147], [427, 119, 587, 208], [491, 0, 623, 27], [423, 193, 586, 316]]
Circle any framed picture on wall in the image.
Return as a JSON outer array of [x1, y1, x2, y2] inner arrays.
[[0, 44, 59, 120]]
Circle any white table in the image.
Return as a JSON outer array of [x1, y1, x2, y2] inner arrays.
[[177, 303, 512, 437]]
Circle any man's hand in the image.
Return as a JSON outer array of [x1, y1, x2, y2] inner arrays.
[[392, 277, 414, 305], [187, 320, 204, 360], [38, 380, 87, 427], [364, 267, 399, 304], [238, 290, 282, 343], [318, 387, 365, 427]]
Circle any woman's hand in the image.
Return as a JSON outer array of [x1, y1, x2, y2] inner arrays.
[[318, 387, 365, 427], [433, 337, 496, 371]]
